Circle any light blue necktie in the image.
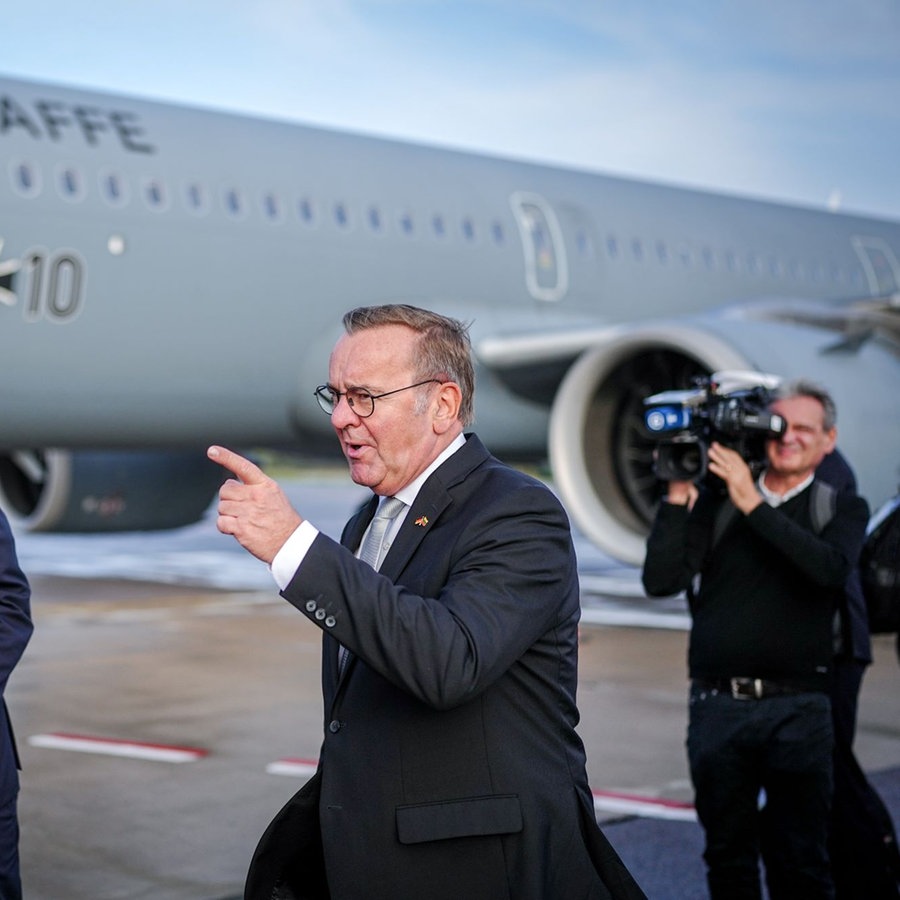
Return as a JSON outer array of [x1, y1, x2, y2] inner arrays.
[[358, 496, 406, 570], [339, 496, 406, 674]]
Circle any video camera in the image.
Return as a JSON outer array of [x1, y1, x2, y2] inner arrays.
[[643, 371, 786, 483]]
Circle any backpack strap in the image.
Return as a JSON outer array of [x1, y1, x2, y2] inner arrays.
[[809, 480, 837, 535]]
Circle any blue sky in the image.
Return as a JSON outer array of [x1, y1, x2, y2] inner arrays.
[[3, 0, 900, 219]]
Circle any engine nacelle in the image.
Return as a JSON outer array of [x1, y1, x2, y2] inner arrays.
[[548, 324, 751, 565], [0, 449, 226, 532]]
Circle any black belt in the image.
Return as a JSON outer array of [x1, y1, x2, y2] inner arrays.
[[693, 677, 809, 700]]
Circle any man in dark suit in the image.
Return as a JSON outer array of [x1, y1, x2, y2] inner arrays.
[[209, 304, 645, 900], [0, 508, 34, 900]]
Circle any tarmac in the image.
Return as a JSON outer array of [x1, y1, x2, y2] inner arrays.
[[10, 470, 899, 899]]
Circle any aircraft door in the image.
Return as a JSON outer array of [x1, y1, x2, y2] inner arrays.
[[510, 192, 568, 302], [852, 236, 900, 296]]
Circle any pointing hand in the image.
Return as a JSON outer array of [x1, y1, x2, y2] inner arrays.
[[207, 446, 303, 563]]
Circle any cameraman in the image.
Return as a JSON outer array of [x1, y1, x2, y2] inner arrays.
[[642, 379, 869, 900]]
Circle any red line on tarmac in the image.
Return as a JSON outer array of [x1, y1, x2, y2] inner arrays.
[[28, 732, 209, 763]]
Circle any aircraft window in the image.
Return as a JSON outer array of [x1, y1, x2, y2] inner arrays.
[[723, 250, 738, 272], [767, 256, 781, 278], [432, 214, 446, 238], [677, 245, 692, 267], [399, 211, 414, 236], [10, 160, 41, 197], [100, 171, 129, 207], [223, 188, 244, 218], [57, 165, 85, 201], [367, 206, 383, 232], [461, 217, 476, 242], [298, 197, 316, 226], [262, 192, 282, 222], [701, 247, 715, 270], [492, 221, 506, 246], [788, 259, 803, 280], [185, 183, 209, 215], [143, 178, 168, 211], [655, 240, 668, 264], [851, 236, 900, 296], [631, 239, 643, 262], [746, 252, 762, 275], [606, 236, 619, 258], [334, 202, 350, 229]]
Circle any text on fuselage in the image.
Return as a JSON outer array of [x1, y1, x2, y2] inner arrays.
[[0, 95, 155, 154]]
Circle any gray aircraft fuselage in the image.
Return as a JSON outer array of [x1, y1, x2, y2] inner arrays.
[[1, 74, 898, 561]]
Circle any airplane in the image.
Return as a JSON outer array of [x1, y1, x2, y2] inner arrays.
[[1, 72, 899, 565]]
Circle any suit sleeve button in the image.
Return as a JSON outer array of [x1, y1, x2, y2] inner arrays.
[[315, 609, 326, 620], [328, 720, 342, 733], [305, 601, 317, 613], [325, 616, 336, 628]]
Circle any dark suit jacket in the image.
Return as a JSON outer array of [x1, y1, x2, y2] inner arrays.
[[0, 510, 32, 803], [245, 435, 645, 900], [816, 450, 872, 664]]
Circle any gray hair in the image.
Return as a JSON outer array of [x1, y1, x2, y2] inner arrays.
[[342, 304, 476, 427], [773, 378, 837, 430]]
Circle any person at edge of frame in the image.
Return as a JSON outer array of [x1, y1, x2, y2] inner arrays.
[[0, 507, 34, 900], [817, 449, 900, 900]]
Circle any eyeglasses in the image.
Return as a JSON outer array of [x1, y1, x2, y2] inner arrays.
[[313, 379, 441, 418]]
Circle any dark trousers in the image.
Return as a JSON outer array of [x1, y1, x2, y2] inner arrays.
[[829, 657, 900, 900], [687, 685, 834, 900], [0, 794, 21, 900]]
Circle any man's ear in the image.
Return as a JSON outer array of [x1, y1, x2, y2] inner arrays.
[[432, 382, 462, 433], [824, 427, 837, 455]]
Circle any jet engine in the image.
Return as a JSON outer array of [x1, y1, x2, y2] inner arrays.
[[0, 449, 226, 532], [548, 324, 752, 565]]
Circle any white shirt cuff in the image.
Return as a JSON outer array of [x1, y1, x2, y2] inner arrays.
[[270, 520, 319, 590]]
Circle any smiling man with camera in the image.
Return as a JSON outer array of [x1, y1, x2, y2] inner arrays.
[[642, 378, 869, 900]]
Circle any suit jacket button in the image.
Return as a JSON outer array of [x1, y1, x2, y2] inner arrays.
[[328, 720, 342, 733]]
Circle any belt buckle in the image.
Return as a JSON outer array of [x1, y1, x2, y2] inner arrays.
[[730, 677, 763, 700]]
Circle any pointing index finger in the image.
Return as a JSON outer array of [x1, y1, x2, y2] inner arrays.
[[207, 445, 267, 484]]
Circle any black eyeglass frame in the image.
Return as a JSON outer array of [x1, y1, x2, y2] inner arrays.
[[313, 379, 441, 418]]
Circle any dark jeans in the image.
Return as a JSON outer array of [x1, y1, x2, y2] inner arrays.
[[687, 685, 834, 900]]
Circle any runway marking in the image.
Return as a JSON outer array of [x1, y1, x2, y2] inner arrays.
[[265, 757, 697, 822], [265, 757, 319, 777], [28, 732, 209, 763], [592, 789, 697, 822]]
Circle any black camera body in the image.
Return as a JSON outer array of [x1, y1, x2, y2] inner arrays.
[[643, 371, 786, 483]]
